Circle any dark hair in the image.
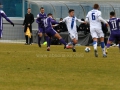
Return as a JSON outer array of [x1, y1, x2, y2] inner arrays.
[[47, 13, 52, 16], [93, 4, 99, 9], [40, 7, 44, 10], [27, 8, 31, 10], [60, 18, 63, 20], [110, 11, 115, 16], [69, 9, 74, 13]]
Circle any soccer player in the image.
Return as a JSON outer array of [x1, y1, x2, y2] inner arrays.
[[85, 4, 108, 57], [106, 11, 120, 53], [36, 7, 47, 47], [44, 13, 69, 51], [62, 9, 84, 52], [0, 4, 14, 38]]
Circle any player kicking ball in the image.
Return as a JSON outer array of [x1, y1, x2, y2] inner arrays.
[[0, 4, 14, 38], [44, 13, 69, 51], [106, 11, 120, 53], [85, 4, 108, 57], [62, 9, 85, 52]]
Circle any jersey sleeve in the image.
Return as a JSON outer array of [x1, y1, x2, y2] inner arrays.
[[37, 14, 39, 18], [62, 17, 66, 22], [98, 11, 107, 24], [36, 14, 40, 23], [76, 17, 84, 23], [85, 13, 89, 22], [1, 10, 13, 24], [97, 11, 102, 18], [50, 18, 59, 24]]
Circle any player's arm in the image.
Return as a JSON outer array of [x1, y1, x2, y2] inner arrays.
[[1, 11, 14, 26], [85, 13, 89, 23], [98, 11, 108, 27], [36, 14, 40, 23], [51, 18, 59, 24], [76, 17, 84, 23]]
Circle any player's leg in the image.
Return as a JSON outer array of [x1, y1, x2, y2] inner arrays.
[[70, 32, 78, 52], [106, 34, 114, 54], [45, 33, 51, 51], [38, 28, 43, 47], [99, 30, 107, 57], [54, 33, 67, 46], [53, 30, 68, 48], [90, 28, 98, 57], [0, 29, 3, 39]]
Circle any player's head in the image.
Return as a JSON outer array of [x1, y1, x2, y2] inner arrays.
[[93, 4, 99, 10], [27, 8, 31, 14], [40, 7, 44, 14], [69, 9, 74, 17], [47, 13, 53, 18], [110, 11, 116, 18]]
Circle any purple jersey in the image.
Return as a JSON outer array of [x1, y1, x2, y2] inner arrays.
[[108, 17, 120, 32], [0, 10, 13, 30], [44, 17, 59, 29], [44, 17, 59, 37], [36, 13, 47, 28], [108, 17, 120, 41], [0, 10, 13, 38]]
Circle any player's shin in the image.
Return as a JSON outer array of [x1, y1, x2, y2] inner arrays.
[[59, 38, 67, 46], [101, 42, 106, 55], [38, 35, 41, 47], [46, 36, 51, 47], [93, 41, 97, 50]]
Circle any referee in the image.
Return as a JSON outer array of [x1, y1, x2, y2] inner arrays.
[[23, 8, 34, 45]]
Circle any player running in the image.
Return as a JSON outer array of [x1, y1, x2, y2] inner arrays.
[[36, 7, 47, 47], [44, 13, 69, 51], [62, 9, 84, 52], [85, 4, 108, 57], [0, 5, 14, 38], [106, 11, 120, 53]]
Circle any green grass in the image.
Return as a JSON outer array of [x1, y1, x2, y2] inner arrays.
[[0, 43, 120, 90]]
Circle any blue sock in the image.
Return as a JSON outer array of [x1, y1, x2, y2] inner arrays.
[[101, 42, 106, 54], [101, 42, 105, 48], [59, 39, 67, 46]]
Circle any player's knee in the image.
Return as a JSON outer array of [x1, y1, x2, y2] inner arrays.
[[73, 40, 78, 44]]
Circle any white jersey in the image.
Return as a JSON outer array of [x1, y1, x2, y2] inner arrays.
[[86, 9, 107, 29], [63, 16, 83, 33]]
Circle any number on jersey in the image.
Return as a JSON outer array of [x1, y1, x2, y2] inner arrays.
[[111, 20, 117, 29], [92, 13, 95, 20]]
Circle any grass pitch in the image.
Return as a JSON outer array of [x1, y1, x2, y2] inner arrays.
[[0, 43, 120, 90]]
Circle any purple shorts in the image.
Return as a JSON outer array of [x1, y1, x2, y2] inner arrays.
[[38, 27, 45, 33], [0, 30, 2, 38], [109, 32, 120, 41], [46, 28, 57, 37]]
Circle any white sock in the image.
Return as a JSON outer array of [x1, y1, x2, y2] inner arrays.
[[93, 41, 97, 50]]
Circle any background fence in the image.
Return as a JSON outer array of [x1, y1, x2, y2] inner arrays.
[[0, 0, 120, 43]]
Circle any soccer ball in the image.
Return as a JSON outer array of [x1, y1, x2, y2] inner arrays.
[[85, 47, 91, 52]]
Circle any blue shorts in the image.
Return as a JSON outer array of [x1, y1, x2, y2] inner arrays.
[[109, 32, 120, 41], [38, 27, 45, 33], [46, 28, 57, 37]]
